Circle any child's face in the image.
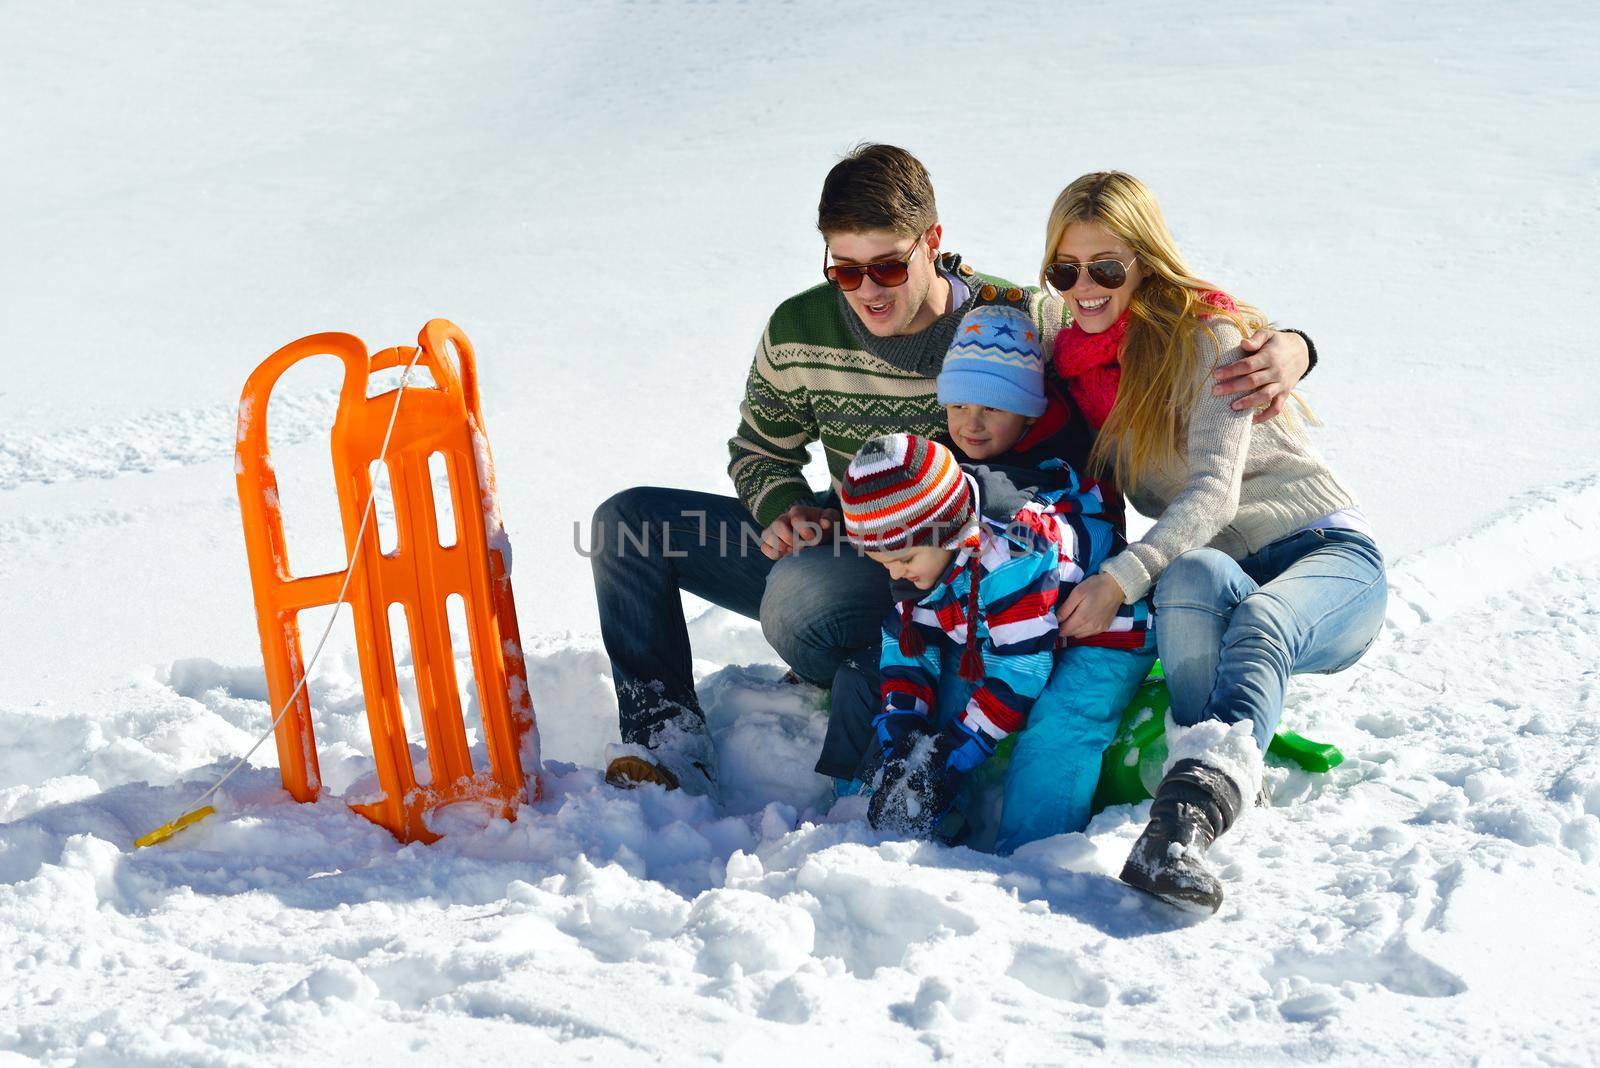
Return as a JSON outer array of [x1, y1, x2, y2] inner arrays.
[[946, 404, 1033, 460], [867, 545, 956, 590]]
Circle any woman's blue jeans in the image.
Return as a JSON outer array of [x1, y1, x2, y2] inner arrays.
[[1152, 528, 1387, 751]]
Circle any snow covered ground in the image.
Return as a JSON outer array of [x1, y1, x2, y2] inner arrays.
[[3, 2, 1599, 1064]]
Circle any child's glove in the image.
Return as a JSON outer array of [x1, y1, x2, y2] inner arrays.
[[872, 708, 929, 758], [864, 710, 929, 811], [868, 721, 995, 837]]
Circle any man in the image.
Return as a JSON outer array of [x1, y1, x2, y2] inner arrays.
[[591, 144, 1311, 797]]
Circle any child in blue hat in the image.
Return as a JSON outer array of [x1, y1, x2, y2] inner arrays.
[[819, 299, 1157, 853]]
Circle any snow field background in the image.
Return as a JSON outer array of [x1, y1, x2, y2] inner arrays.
[[2, 1, 1599, 1064]]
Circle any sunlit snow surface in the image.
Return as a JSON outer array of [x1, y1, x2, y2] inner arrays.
[[2, 2, 1599, 1064]]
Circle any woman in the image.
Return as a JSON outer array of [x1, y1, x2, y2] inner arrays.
[[1043, 172, 1387, 914]]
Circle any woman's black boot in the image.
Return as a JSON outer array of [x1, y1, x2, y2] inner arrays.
[[1119, 757, 1246, 915]]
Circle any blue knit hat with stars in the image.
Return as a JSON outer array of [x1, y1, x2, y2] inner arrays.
[[936, 303, 1047, 417]]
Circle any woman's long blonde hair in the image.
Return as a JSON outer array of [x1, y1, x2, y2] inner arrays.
[[1041, 171, 1273, 490]]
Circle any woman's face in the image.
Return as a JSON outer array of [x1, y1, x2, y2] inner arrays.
[[1052, 220, 1146, 334]]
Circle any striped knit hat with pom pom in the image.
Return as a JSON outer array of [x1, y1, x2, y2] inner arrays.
[[841, 433, 988, 682], [840, 434, 977, 552]]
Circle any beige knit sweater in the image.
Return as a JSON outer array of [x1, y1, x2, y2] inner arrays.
[[1098, 319, 1359, 603]]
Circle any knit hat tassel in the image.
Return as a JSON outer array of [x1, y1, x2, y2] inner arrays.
[[958, 565, 985, 683], [897, 600, 926, 658]]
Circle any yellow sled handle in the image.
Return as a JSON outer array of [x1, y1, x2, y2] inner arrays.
[[134, 806, 216, 849]]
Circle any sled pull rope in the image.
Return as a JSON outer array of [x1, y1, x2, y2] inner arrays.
[[136, 347, 424, 849]]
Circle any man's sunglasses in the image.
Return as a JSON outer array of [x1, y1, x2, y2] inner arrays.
[[823, 240, 922, 292], [1045, 257, 1136, 292]]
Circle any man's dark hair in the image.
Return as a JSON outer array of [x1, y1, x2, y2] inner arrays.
[[817, 143, 937, 238]]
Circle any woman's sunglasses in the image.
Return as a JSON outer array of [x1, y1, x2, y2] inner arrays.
[[824, 240, 922, 292], [1045, 257, 1136, 292]]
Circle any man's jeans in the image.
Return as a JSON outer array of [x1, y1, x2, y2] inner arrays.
[[589, 486, 890, 747], [1152, 528, 1387, 751]]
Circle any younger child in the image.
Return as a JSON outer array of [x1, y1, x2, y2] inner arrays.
[[832, 430, 1151, 848], [819, 305, 1156, 852]]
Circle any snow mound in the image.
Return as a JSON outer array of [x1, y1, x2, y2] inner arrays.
[[0, 390, 340, 491], [1385, 473, 1600, 632]]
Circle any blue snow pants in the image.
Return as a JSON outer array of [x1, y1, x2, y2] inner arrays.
[[822, 639, 1156, 854]]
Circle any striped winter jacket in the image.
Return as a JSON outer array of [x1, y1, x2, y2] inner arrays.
[[879, 464, 1152, 749]]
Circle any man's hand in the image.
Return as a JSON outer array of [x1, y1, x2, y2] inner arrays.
[[1056, 572, 1127, 640], [1211, 327, 1310, 424], [760, 504, 842, 560]]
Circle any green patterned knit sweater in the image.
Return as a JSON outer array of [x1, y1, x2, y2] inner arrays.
[[728, 253, 1072, 527]]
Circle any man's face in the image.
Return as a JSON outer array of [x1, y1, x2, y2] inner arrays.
[[824, 227, 942, 338]]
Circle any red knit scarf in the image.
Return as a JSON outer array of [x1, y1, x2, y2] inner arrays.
[[1052, 314, 1128, 430], [1052, 291, 1238, 429]]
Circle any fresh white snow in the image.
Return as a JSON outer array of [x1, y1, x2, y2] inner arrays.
[[3, 2, 1599, 1064]]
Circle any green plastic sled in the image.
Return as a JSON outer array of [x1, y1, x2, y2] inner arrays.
[[1088, 661, 1344, 814]]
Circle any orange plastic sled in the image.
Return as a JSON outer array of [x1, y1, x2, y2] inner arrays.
[[235, 319, 540, 843]]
